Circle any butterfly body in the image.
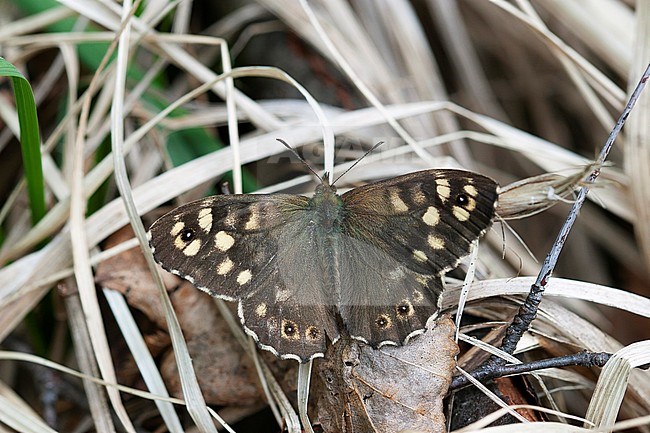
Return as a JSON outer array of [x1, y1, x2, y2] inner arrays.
[[149, 169, 498, 362]]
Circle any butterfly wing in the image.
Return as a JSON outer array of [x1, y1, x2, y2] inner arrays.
[[148, 194, 339, 361], [339, 169, 498, 346], [337, 235, 443, 347]]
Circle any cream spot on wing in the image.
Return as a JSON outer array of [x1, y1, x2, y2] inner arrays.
[[276, 288, 292, 302], [413, 290, 424, 302], [415, 276, 428, 286], [244, 207, 260, 230], [174, 236, 187, 250], [217, 258, 234, 275], [237, 269, 252, 285], [422, 206, 440, 226], [465, 196, 477, 211], [183, 239, 201, 256], [198, 208, 213, 232], [453, 206, 470, 222], [224, 210, 237, 228], [266, 316, 278, 328], [170, 221, 185, 236], [436, 178, 451, 201], [464, 184, 478, 197], [255, 303, 267, 318], [413, 250, 428, 262], [389, 188, 408, 212], [214, 231, 235, 251], [412, 188, 426, 205], [427, 234, 445, 250]]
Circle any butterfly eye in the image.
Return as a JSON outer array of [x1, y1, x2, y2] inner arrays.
[[180, 228, 195, 242], [456, 193, 469, 206]]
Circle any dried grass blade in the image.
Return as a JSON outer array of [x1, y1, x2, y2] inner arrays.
[[625, 1, 650, 272], [63, 281, 115, 433], [102, 289, 184, 433], [585, 341, 650, 430]]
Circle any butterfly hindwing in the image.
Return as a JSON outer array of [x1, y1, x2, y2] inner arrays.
[[337, 234, 443, 347], [238, 209, 342, 361]]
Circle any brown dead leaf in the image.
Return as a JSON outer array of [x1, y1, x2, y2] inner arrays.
[[314, 315, 458, 433], [95, 226, 264, 406]]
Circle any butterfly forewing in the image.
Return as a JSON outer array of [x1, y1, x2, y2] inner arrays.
[[342, 169, 498, 275], [149, 194, 307, 301]]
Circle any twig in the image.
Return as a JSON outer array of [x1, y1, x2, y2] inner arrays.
[[450, 351, 612, 390], [480, 63, 650, 374]]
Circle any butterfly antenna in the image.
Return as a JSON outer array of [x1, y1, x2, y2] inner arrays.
[[276, 138, 321, 181], [332, 141, 384, 185]]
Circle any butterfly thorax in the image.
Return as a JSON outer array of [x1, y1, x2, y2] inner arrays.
[[309, 181, 345, 233]]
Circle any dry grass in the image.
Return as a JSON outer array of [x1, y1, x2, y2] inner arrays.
[[0, 0, 649, 432]]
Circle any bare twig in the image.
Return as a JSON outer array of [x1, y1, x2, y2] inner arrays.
[[467, 63, 650, 381], [450, 351, 612, 390]]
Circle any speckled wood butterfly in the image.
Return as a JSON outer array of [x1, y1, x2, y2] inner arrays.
[[148, 169, 498, 362]]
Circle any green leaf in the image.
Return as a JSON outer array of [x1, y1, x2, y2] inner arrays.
[[0, 57, 45, 225]]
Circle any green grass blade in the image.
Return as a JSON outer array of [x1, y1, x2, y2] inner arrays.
[[0, 57, 45, 225]]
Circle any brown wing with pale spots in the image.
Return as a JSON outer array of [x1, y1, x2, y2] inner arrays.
[[238, 266, 339, 361], [148, 194, 309, 302], [338, 169, 497, 347], [148, 193, 339, 362], [341, 169, 498, 276], [337, 235, 443, 347], [237, 207, 341, 362]]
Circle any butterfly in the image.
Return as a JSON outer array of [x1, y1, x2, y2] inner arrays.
[[148, 168, 498, 362]]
